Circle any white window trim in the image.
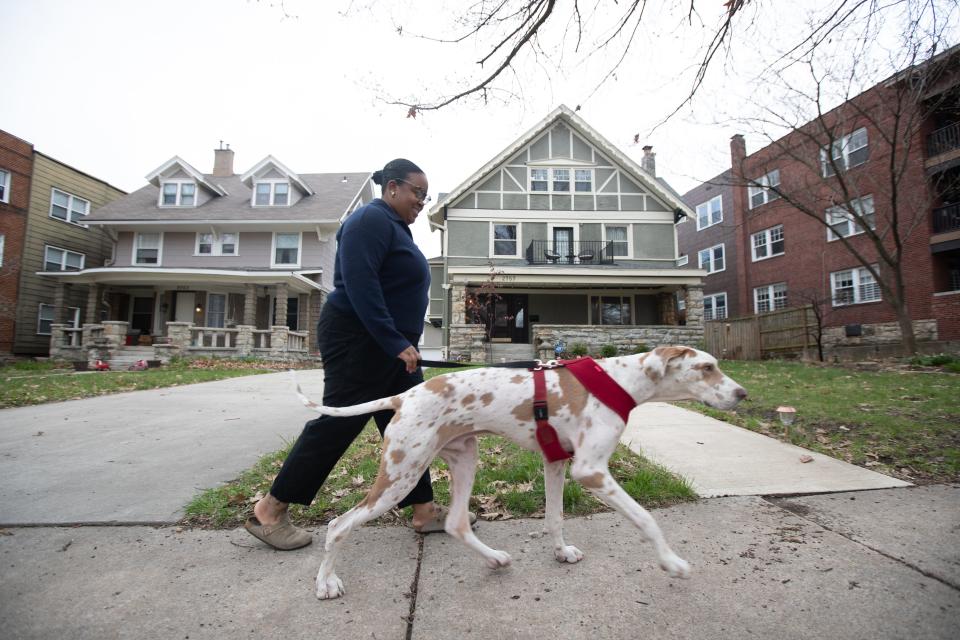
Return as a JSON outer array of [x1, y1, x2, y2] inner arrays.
[[0, 234, 4, 267], [43, 245, 86, 271], [194, 232, 239, 256], [703, 292, 728, 321], [158, 180, 198, 207], [49, 188, 90, 227], [133, 232, 164, 266], [831, 265, 882, 307], [676, 254, 689, 266], [252, 180, 292, 207], [753, 283, 788, 314], [751, 225, 785, 262], [821, 127, 869, 176], [490, 221, 522, 258], [695, 195, 723, 231], [0, 168, 10, 204], [602, 223, 632, 259], [698, 243, 726, 274], [826, 195, 875, 241], [37, 303, 54, 335], [748, 170, 781, 209], [528, 167, 594, 194], [589, 293, 635, 326], [271, 231, 302, 268]]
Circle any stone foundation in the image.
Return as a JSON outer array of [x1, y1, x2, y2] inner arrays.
[[532, 324, 705, 360]]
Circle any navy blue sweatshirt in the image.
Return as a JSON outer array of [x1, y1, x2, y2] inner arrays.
[[325, 198, 430, 358]]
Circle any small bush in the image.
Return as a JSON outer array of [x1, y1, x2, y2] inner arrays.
[[631, 343, 650, 354], [600, 344, 618, 358], [910, 354, 958, 368], [569, 342, 589, 357]]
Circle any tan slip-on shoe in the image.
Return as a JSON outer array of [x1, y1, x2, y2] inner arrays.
[[413, 504, 478, 534], [244, 513, 313, 550]]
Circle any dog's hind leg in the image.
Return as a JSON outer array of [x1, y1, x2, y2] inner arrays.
[[543, 459, 583, 563], [570, 440, 690, 579], [438, 435, 511, 569]]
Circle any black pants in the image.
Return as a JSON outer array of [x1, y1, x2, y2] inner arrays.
[[269, 304, 433, 508]]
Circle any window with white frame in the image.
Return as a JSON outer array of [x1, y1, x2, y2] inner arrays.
[[590, 295, 633, 325], [821, 127, 869, 176], [44, 246, 85, 272], [254, 181, 290, 206], [677, 254, 688, 266], [703, 292, 728, 321], [751, 225, 785, 261], [50, 188, 90, 224], [754, 283, 788, 313], [160, 181, 196, 206], [696, 195, 722, 230], [493, 223, 518, 256], [698, 243, 725, 274], [0, 169, 10, 203], [574, 169, 592, 192], [831, 265, 881, 306], [748, 169, 781, 209], [529, 168, 593, 193], [827, 195, 875, 240], [605, 225, 629, 257], [134, 232, 161, 265], [196, 232, 238, 256], [273, 232, 300, 266], [37, 304, 55, 335]]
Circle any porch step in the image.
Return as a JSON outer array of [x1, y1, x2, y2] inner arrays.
[[487, 343, 536, 363], [101, 347, 165, 369]]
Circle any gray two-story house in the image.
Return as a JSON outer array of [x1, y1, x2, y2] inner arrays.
[[426, 106, 707, 361], [44, 146, 373, 364]]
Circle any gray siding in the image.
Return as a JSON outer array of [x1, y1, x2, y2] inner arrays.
[[448, 220, 488, 257], [634, 224, 675, 260]]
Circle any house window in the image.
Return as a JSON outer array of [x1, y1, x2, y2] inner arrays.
[[574, 169, 593, 192], [44, 246, 85, 272], [493, 223, 518, 256], [831, 266, 881, 306], [754, 283, 788, 313], [255, 181, 291, 206], [605, 225, 629, 257], [0, 169, 10, 203], [703, 292, 728, 321], [827, 195, 875, 241], [196, 232, 238, 256], [273, 232, 300, 266], [529, 168, 590, 193], [530, 169, 548, 192], [821, 127, 869, 176], [207, 293, 226, 328], [134, 233, 161, 265], [748, 169, 781, 209], [50, 188, 90, 225], [751, 225, 785, 261], [552, 169, 570, 192], [590, 295, 633, 325], [696, 195, 722, 230], [37, 303, 55, 335], [698, 243, 725, 274], [160, 181, 196, 206]]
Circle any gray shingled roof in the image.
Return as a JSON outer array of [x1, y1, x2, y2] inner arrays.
[[85, 172, 372, 222]]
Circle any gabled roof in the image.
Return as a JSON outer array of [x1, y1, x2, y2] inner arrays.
[[428, 104, 694, 227], [144, 156, 228, 196], [240, 155, 315, 196]]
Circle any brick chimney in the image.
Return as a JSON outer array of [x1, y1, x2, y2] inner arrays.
[[729, 134, 746, 176], [729, 133, 749, 317], [641, 145, 656, 176], [213, 141, 234, 177]]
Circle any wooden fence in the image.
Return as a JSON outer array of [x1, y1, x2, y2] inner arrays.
[[704, 305, 817, 360]]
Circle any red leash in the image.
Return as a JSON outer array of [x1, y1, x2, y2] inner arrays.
[[531, 357, 637, 463]]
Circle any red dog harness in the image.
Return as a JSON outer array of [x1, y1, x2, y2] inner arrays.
[[531, 357, 637, 462]]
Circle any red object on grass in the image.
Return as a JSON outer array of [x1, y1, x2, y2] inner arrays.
[[94, 359, 110, 371]]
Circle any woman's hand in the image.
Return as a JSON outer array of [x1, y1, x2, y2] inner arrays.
[[397, 345, 421, 373]]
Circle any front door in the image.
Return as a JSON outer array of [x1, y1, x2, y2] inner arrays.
[[553, 227, 574, 264], [130, 296, 154, 335], [489, 294, 529, 343]]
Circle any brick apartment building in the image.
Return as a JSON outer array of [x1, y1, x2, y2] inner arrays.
[[0, 131, 34, 354], [679, 46, 960, 355]]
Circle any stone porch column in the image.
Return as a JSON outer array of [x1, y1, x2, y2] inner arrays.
[[243, 283, 257, 326], [53, 282, 69, 324], [685, 285, 705, 328], [308, 290, 323, 352], [450, 284, 467, 324], [658, 292, 678, 325], [85, 284, 100, 324], [273, 283, 288, 326]]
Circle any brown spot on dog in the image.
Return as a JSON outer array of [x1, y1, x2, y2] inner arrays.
[[424, 375, 455, 397], [510, 374, 526, 385], [511, 398, 533, 422], [480, 393, 494, 406], [390, 396, 402, 409], [577, 432, 585, 448], [584, 417, 593, 429], [554, 369, 589, 417], [437, 420, 473, 445], [390, 449, 406, 464], [461, 393, 476, 406], [655, 346, 696, 361], [359, 437, 396, 508], [693, 362, 724, 386], [579, 472, 606, 489]]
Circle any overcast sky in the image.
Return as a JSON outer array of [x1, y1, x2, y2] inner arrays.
[[3, 0, 950, 257]]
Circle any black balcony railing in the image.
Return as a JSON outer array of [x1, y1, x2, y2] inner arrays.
[[933, 203, 960, 234], [526, 240, 617, 265], [927, 121, 960, 158]]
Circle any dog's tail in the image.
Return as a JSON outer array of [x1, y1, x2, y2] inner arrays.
[[290, 370, 398, 416]]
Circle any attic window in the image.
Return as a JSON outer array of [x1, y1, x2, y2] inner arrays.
[[529, 167, 593, 193], [254, 181, 290, 206], [160, 181, 196, 207]]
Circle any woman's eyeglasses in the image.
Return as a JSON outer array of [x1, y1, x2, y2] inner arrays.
[[397, 179, 431, 203]]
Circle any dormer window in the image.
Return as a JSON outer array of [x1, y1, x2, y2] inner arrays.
[[254, 181, 290, 206], [529, 168, 594, 193], [160, 181, 196, 206]]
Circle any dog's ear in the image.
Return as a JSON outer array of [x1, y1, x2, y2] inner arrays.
[[643, 346, 696, 380]]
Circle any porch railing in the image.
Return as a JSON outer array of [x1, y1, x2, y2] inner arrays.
[[63, 327, 82, 347], [287, 331, 308, 351], [190, 326, 239, 348], [927, 121, 960, 158], [932, 203, 960, 234], [252, 329, 272, 349], [526, 240, 616, 265]]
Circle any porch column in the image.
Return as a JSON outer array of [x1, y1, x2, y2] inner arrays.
[[243, 283, 257, 326], [308, 290, 323, 352], [658, 293, 678, 325], [685, 285, 705, 328], [85, 284, 100, 324], [53, 282, 69, 323], [450, 284, 468, 324], [273, 283, 288, 326]]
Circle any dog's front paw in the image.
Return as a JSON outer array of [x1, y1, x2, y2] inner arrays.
[[316, 573, 345, 599], [554, 545, 584, 564], [659, 553, 691, 579], [484, 549, 512, 569]]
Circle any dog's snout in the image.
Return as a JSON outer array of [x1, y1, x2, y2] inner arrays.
[[734, 387, 748, 401]]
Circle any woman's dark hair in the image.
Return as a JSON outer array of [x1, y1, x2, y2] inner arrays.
[[372, 158, 423, 189]]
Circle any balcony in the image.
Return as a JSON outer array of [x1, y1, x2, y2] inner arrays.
[[926, 122, 960, 171], [932, 203, 960, 234], [526, 240, 617, 265]]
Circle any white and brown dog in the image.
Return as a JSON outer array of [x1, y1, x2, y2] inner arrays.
[[295, 345, 747, 600]]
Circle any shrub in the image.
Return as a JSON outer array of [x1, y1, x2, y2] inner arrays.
[[600, 344, 618, 358], [569, 342, 589, 357], [910, 354, 958, 367], [631, 343, 650, 354]]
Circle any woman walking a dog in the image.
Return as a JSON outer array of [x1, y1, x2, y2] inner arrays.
[[246, 158, 470, 549]]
